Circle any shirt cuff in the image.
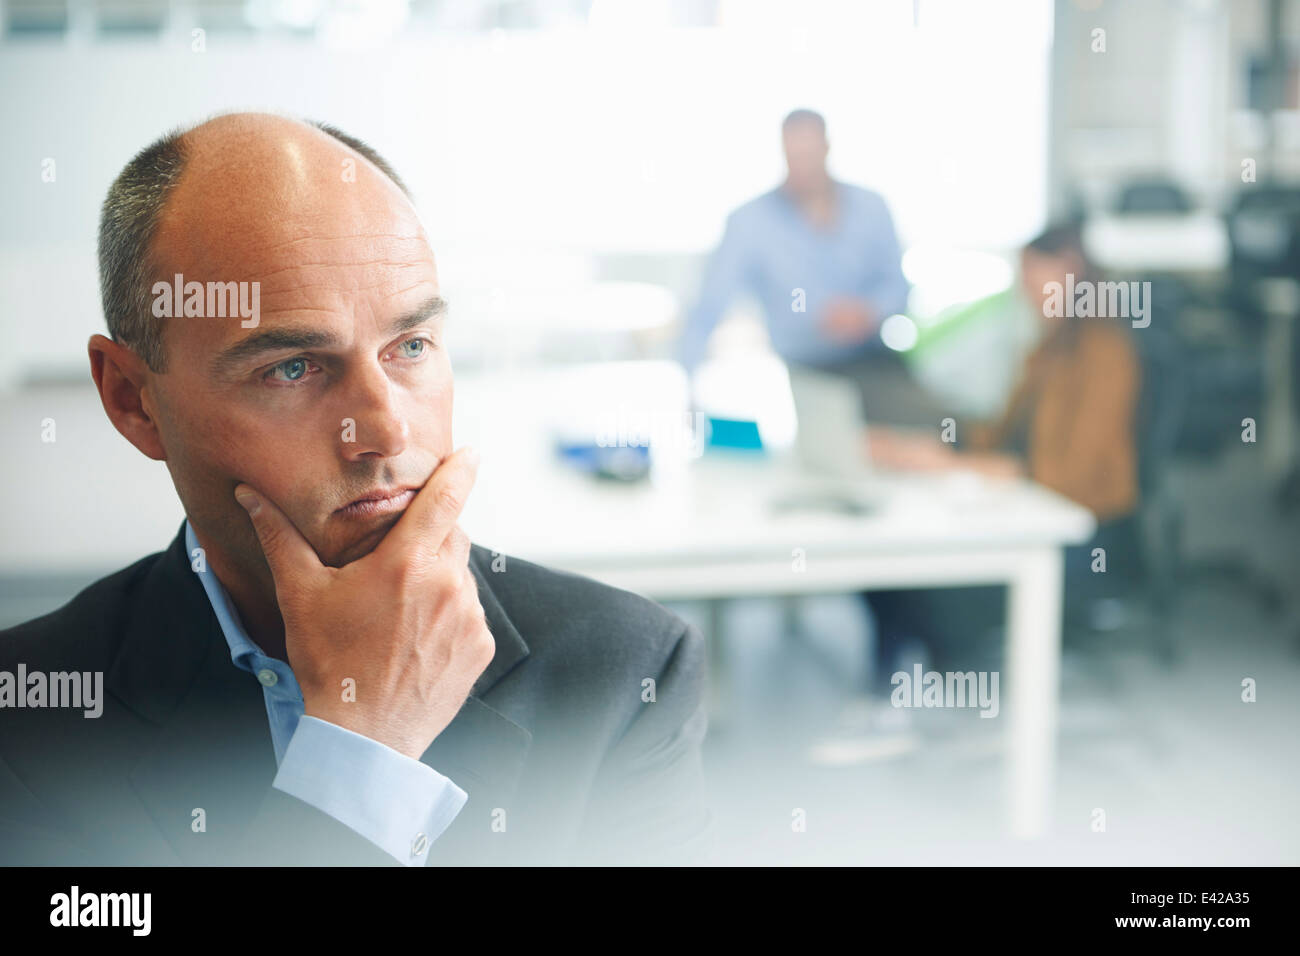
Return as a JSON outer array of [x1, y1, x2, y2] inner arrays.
[[272, 715, 468, 867]]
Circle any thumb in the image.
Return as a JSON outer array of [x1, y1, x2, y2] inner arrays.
[[234, 484, 323, 588]]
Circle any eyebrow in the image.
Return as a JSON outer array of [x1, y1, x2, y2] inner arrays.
[[209, 295, 448, 378]]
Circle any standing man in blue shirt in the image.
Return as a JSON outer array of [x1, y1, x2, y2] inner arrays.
[[679, 108, 944, 427]]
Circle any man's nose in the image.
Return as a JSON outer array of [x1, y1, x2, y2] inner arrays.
[[337, 363, 409, 460]]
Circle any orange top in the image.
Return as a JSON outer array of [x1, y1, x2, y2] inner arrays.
[[968, 320, 1141, 522]]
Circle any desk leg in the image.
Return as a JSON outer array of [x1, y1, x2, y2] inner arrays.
[[1006, 547, 1064, 839]]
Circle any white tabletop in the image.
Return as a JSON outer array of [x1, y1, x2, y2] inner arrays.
[[453, 361, 1096, 581], [1083, 212, 1230, 274]]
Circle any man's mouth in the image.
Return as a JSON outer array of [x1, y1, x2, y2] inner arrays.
[[334, 487, 418, 519]]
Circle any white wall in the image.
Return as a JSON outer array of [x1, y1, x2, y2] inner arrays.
[[0, 0, 1053, 387], [1053, 0, 1300, 214]]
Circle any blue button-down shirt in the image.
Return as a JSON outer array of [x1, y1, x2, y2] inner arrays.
[[184, 521, 467, 866], [678, 181, 910, 373]]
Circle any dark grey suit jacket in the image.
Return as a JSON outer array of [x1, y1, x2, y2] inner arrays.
[[0, 525, 713, 865]]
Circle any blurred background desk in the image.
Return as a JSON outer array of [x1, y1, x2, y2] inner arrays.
[[454, 360, 1096, 838]]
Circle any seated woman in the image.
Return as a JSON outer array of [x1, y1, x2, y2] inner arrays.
[[863, 222, 1142, 695]]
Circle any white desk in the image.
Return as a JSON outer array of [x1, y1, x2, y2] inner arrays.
[[453, 361, 1096, 839], [1083, 212, 1230, 274]]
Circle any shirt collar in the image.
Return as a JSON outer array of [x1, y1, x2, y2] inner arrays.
[[184, 519, 272, 675]]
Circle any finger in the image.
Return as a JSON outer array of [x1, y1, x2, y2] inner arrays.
[[438, 524, 473, 567], [377, 446, 480, 563], [234, 484, 324, 589]]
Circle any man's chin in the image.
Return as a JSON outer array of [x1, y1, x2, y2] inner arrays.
[[321, 513, 404, 568]]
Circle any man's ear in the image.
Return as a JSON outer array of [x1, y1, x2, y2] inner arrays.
[[88, 334, 167, 462]]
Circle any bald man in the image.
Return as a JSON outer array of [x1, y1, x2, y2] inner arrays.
[[0, 113, 712, 866]]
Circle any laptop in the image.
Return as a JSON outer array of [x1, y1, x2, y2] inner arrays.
[[770, 367, 882, 516]]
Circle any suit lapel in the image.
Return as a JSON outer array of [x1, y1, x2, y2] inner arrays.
[[466, 543, 530, 698], [418, 544, 533, 863], [104, 528, 273, 862], [106, 525, 534, 864], [125, 631, 277, 863], [105, 526, 220, 727]]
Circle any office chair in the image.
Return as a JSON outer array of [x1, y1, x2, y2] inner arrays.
[[1068, 272, 1280, 663], [1226, 182, 1300, 281], [1115, 177, 1194, 216], [1131, 307, 1190, 665], [1225, 182, 1300, 510], [1225, 182, 1300, 656], [1150, 266, 1285, 619]]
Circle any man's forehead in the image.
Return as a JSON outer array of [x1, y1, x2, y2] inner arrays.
[[154, 115, 427, 279], [157, 203, 435, 317], [152, 225, 440, 367], [155, 187, 431, 280]]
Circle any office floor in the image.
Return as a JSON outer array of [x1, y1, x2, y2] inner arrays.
[[676, 446, 1300, 865]]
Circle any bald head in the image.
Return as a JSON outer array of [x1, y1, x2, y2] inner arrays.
[[98, 111, 415, 371]]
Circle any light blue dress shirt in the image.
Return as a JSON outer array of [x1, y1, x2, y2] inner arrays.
[[184, 521, 467, 866], [678, 181, 910, 373]]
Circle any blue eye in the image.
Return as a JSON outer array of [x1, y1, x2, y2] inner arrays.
[[398, 338, 426, 358], [270, 358, 309, 382]]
